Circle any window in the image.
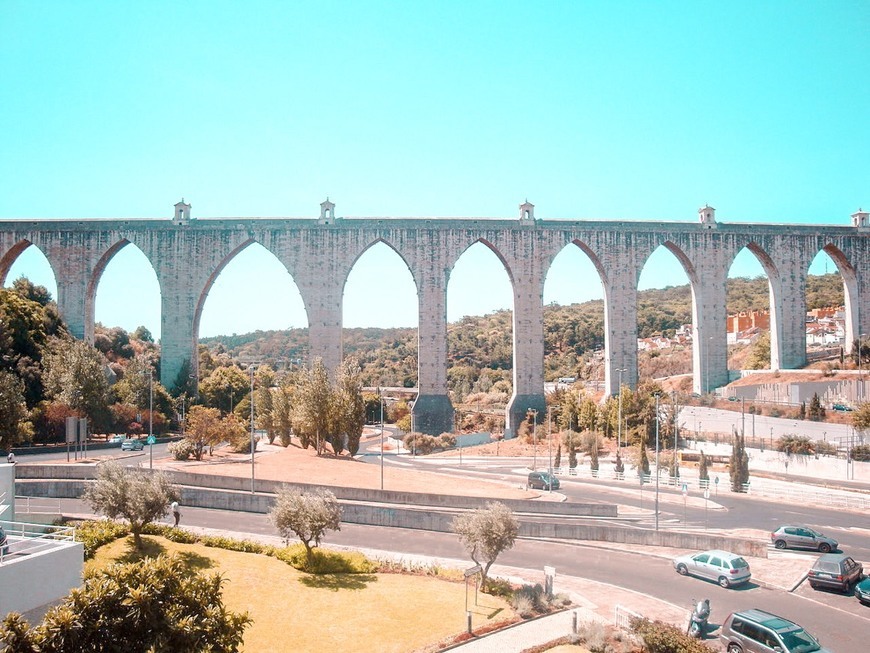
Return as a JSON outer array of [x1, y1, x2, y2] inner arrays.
[[709, 556, 723, 567], [694, 554, 709, 563]]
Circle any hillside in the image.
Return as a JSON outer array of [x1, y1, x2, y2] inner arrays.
[[200, 273, 845, 391]]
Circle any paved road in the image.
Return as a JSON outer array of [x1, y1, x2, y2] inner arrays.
[[57, 498, 867, 651]]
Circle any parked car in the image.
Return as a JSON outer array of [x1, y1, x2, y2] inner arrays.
[[807, 553, 864, 592], [527, 471, 560, 490], [121, 439, 144, 451], [108, 435, 125, 444], [673, 549, 752, 588], [720, 608, 831, 653], [855, 576, 870, 606], [770, 526, 838, 553]]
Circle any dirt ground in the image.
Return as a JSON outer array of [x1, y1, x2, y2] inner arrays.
[[157, 429, 539, 500]]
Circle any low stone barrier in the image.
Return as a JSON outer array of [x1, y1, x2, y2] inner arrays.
[[17, 479, 764, 556]]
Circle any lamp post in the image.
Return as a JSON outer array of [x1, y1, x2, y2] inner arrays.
[[148, 369, 153, 471], [530, 409, 538, 470], [616, 368, 626, 450], [379, 386, 384, 490], [547, 406, 552, 492], [654, 394, 660, 531], [250, 364, 256, 494]]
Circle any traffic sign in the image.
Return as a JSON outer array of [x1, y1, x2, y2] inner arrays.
[[714, 476, 720, 485], [146, 435, 156, 445]]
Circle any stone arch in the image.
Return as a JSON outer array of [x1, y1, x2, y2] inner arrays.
[[0, 240, 58, 292], [84, 239, 161, 342], [341, 237, 419, 303], [450, 237, 516, 288], [192, 239, 308, 339], [815, 243, 858, 351]]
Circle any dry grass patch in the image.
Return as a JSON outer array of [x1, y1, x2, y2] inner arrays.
[[88, 535, 516, 653]]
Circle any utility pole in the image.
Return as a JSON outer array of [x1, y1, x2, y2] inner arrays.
[[547, 406, 552, 492], [654, 394, 660, 531], [616, 368, 626, 450], [532, 409, 538, 471], [250, 364, 256, 494]]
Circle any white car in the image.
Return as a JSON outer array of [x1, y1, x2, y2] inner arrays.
[[673, 549, 752, 588]]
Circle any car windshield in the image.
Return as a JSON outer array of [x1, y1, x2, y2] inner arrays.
[[780, 628, 820, 652], [731, 557, 748, 569], [806, 529, 822, 537]]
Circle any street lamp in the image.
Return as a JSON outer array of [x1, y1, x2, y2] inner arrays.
[[147, 369, 153, 471], [616, 368, 626, 450], [379, 386, 384, 490], [250, 364, 256, 494], [531, 409, 538, 471], [547, 406, 553, 492], [654, 394, 660, 531]]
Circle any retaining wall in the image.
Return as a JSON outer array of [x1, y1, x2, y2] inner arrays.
[[17, 479, 765, 556]]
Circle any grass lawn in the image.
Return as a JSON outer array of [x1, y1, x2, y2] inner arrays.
[[88, 536, 516, 653]]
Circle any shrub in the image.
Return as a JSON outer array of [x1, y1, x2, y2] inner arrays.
[[201, 535, 267, 553], [142, 523, 199, 543], [575, 620, 608, 653], [511, 583, 548, 615], [851, 444, 870, 462], [74, 519, 129, 559], [438, 433, 456, 449], [814, 440, 837, 456], [270, 543, 377, 574], [776, 434, 813, 455], [631, 618, 713, 653], [168, 438, 196, 461]]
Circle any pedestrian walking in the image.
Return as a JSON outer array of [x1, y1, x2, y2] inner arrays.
[[171, 500, 181, 527]]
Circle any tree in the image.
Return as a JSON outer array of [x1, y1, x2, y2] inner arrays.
[[853, 402, 870, 433], [638, 442, 650, 477], [83, 461, 179, 547], [0, 554, 251, 652], [42, 337, 113, 431], [199, 365, 250, 414], [271, 384, 295, 446], [0, 370, 32, 452], [451, 501, 519, 590], [698, 450, 709, 482], [184, 405, 225, 460], [746, 331, 771, 370], [292, 358, 332, 453], [730, 433, 750, 492], [331, 357, 365, 455], [269, 487, 342, 564], [588, 434, 599, 472], [553, 442, 562, 469], [808, 393, 826, 421]]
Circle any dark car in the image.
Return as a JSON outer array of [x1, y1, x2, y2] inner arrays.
[[527, 471, 560, 490], [855, 576, 870, 606], [121, 439, 144, 451], [771, 526, 837, 553], [807, 553, 863, 592], [720, 608, 831, 653]]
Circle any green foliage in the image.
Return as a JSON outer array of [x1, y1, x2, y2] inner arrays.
[[42, 336, 113, 431], [814, 440, 837, 456], [83, 461, 180, 547], [851, 444, 870, 462], [631, 617, 713, 653], [0, 554, 251, 652], [269, 486, 342, 562], [698, 451, 709, 481], [745, 331, 771, 370], [0, 370, 33, 451], [638, 443, 650, 476], [853, 402, 870, 432], [168, 438, 197, 460], [776, 434, 814, 455], [199, 364, 251, 414], [553, 442, 562, 468], [72, 519, 130, 559], [451, 501, 518, 588], [292, 358, 333, 453], [808, 393, 826, 421], [730, 433, 750, 491], [275, 543, 377, 574]]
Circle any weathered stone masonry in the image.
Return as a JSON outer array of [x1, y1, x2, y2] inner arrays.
[[1, 202, 868, 436]]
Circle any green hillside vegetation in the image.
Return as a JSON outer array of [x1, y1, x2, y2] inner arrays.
[[201, 274, 845, 396]]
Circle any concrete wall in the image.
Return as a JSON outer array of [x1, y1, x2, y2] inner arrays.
[[0, 464, 14, 521], [18, 478, 761, 555], [0, 541, 83, 618]]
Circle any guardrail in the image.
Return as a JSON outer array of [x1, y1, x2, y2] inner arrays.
[[614, 605, 644, 631], [743, 483, 870, 510], [0, 520, 76, 565], [14, 496, 62, 515]]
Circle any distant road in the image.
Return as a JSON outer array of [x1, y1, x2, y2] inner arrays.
[[679, 405, 854, 443]]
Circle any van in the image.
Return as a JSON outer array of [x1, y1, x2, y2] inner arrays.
[[719, 609, 831, 653], [527, 471, 560, 490]]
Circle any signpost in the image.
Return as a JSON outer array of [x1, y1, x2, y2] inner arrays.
[[682, 483, 688, 525], [703, 487, 710, 530], [464, 564, 482, 611]]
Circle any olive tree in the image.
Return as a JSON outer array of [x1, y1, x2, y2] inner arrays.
[[269, 487, 342, 564], [451, 501, 519, 589], [0, 554, 251, 652], [83, 461, 179, 547]]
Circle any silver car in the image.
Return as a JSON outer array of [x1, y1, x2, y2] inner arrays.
[[720, 609, 830, 653], [673, 549, 752, 588], [771, 526, 837, 553]]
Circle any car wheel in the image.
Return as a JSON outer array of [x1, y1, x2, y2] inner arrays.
[[818, 543, 832, 553], [727, 644, 742, 653], [676, 564, 688, 576], [718, 576, 730, 588], [774, 540, 787, 549], [809, 582, 820, 590]]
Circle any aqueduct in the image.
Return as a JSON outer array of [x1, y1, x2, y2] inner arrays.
[[2, 200, 868, 435]]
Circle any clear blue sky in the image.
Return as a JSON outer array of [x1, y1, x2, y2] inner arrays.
[[2, 2, 868, 338]]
